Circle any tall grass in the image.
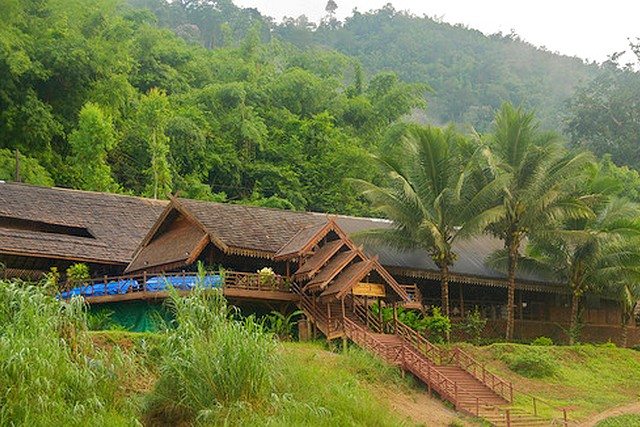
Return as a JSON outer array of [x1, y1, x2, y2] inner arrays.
[[0, 280, 137, 426], [144, 286, 277, 425]]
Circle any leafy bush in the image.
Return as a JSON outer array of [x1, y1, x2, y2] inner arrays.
[[458, 306, 487, 344], [424, 307, 451, 344], [505, 349, 556, 378], [0, 280, 136, 425], [261, 310, 303, 340], [66, 262, 90, 283], [144, 284, 277, 425], [531, 336, 554, 346]]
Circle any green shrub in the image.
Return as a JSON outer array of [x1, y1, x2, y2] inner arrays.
[[66, 262, 90, 283], [424, 307, 451, 344], [531, 336, 554, 346], [458, 306, 487, 344], [505, 349, 556, 378], [144, 285, 277, 425], [0, 280, 136, 425], [260, 310, 303, 340]]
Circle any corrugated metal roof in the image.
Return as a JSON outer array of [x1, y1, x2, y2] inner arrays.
[[330, 214, 548, 285]]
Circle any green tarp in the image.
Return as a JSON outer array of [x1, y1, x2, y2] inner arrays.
[[89, 300, 173, 332]]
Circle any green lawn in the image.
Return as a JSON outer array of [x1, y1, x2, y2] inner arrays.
[[457, 343, 640, 420], [596, 414, 640, 426]]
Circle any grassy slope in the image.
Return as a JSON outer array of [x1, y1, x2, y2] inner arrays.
[[458, 343, 640, 420], [90, 332, 466, 426], [597, 414, 640, 426]]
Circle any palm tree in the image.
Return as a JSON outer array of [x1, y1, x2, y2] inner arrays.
[[515, 197, 640, 344], [352, 125, 504, 317], [485, 103, 593, 341]]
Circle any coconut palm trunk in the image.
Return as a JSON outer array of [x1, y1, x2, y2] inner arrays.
[[441, 264, 450, 317], [505, 243, 518, 341], [569, 290, 580, 345]]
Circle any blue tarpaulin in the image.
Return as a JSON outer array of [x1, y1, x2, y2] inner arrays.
[[58, 275, 222, 299]]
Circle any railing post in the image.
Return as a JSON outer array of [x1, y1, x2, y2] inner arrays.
[[532, 396, 537, 416], [563, 408, 568, 427], [509, 383, 513, 403], [475, 396, 479, 416], [143, 271, 147, 292], [482, 365, 486, 384], [454, 383, 458, 409], [506, 409, 511, 427]]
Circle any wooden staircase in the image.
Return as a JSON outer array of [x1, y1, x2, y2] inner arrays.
[[291, 283, 564, 426]]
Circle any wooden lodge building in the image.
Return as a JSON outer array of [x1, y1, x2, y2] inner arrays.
[[0, 181, 636, 345]]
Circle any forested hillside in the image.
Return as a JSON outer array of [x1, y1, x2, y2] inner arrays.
[[276, 5, 601, 132], [1, 0, 639, 211], [130, 2, 605, 130], [0, 0, 425, 214]]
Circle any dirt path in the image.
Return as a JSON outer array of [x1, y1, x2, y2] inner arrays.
[[578, 401, 640, 427], [375, 385, 473, 426]]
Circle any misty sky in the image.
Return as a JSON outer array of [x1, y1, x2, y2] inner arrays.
[[234, 0, 639, 63]]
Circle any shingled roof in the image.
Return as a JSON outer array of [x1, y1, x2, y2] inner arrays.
[[0, 182, 167, 265], [175, 198, 327, 257], [331, 215, 559, 292]]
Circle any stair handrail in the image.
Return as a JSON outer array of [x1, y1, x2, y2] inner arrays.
[[343, 317, 404, 365], [394, 319, 446, 365], [452, 346, 513, 402], [344, 314, 507, 418], [291, 281, 343, 336], [351, 298, 384, 333]]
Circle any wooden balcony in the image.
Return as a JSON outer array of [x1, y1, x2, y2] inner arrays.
[[58, 270, 299, 304]]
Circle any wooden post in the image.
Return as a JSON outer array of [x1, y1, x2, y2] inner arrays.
[[563, 409, 568, 427], [365, 296, 370, 328], [506, 409, 511, 427], [341, 297, 346, 319], [143, 271, 147, 292], [378, 298, 383, 331], [532, 396, 537, 416]]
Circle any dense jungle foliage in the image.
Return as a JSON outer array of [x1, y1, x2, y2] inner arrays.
[[1, 0, 639, 213]]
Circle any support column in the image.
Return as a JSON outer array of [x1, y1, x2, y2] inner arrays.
[[365, 296, 370, 328]]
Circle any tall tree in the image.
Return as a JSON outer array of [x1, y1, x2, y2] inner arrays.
[[138, 89, 173, 199], [68, 103, 118, 192], [515, 196, 640, 344], [353, 125, 504, 316], [485, 103, 593, 341], [566, 48, 640, 170]]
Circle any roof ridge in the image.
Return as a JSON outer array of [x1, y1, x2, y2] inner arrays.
[[0, 181, 167, 205]]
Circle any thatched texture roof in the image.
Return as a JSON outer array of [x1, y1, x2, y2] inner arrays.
[[0, 182, 167, 265]]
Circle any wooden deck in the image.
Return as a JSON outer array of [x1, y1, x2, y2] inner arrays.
[[60, 271, 299, 304]]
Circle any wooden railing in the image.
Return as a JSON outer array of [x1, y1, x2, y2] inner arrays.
[[343, 317, 403, 365], [351, 297, 384, 333], [395, 320, 447, 366], [451, 346, 513, 402], [224, 271, 290, 292], [291, 281, 342, 336], [60, 270, 291, 298]]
